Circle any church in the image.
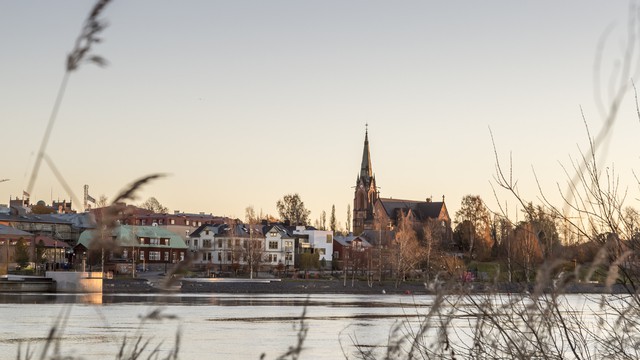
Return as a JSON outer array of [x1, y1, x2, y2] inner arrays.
[[353, 127, 452, 246]]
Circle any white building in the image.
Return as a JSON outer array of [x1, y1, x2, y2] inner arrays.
[[188, 223, 264, 272], [292, 226, 334, 263], [263, 225, 295, 270]]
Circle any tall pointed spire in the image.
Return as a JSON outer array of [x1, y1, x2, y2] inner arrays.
[[360, 124, 372, 179]]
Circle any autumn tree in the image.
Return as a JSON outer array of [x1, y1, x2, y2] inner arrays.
[[522, 203, 560, 259], [141, 197, 168, 213], [455, 195, 492, 259], [276, 193, 310, 226], [507, 222, 543, 282]]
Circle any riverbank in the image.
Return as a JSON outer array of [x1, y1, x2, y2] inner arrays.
[[103, 273, 631, 295]]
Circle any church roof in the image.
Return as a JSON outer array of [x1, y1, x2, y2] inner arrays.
[[379, 198, 446, 222]]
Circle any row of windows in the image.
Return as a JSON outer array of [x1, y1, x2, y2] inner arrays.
[[130, 250, 184, 262], [138, 237, 170, 246], [135, 219, 212, 227]]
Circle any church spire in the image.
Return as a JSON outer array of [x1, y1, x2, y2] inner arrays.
[[360, 124, 372, 179]]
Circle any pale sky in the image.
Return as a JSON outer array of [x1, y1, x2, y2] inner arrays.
[[2, 1, 640, 228]]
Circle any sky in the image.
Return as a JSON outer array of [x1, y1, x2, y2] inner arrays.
[[2, 1, 640, 228]]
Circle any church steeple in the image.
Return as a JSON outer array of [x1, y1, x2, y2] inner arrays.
[[353, 125, 378, 235], [360, 125, 372, 180]]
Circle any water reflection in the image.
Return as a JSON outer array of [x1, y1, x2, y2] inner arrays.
[[0, 292, 434, 309]]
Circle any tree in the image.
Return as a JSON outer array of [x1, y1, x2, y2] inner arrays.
[[97, 194, 109, 207], [393, 211, 422, 287], [31, 203, 56, 214], [321, 211, 327, 230], [422, 219, 444, 283], [346, 204, 352, 234], [455, 195, 491, 259], [244, 206, 265, 279], [330, 205, 337, 233], [276, 193, 310, 226], [140, 197, 168, 213], [507, 222, 543, 282], [522, 203, 560, 259], [35, 239, 46, 266], [14, 238, 30, 268]]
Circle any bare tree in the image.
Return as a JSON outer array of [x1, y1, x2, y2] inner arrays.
[[244, 206, 265, 279], [393, 211, 422, 287]]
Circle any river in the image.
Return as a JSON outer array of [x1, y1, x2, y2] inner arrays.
[[0, 292, 440, 359]]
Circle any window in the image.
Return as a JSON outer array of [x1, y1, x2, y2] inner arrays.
[[140, 251, 145, 261], [139, 237, 145, 245], [180, 252, 184, 261], [270, 231, 277, 237], [217, 239, 222, 248], [164, 252, 169, 261], [123, 249, 128, 259], [141, 220, 146, 225], [149, 251, 160, 261], [333, 251, 339, 259], [203, 240, 211, 248], [234, 239, 240, 247], [150, 238, 160, 245], [194, 239, 198, 248], [285, 253, 292, 261], [318, 248, 326, 255], [185, 239, 190, 246], [170, 219, 175, 225], [186, 220, 190, 226], [164, 239, 170, 246], [218, 252, 222, 261], [326, 234, 333, 243], [205, 230, 209, 236]]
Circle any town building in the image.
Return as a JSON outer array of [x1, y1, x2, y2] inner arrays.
[[333, 235, 373, 271], [187, 222, 264, 274], [76, 225, 188, 273], [0, 224, 34, 273], [263, 224, 295, 271], [291, 225, 334, 266]]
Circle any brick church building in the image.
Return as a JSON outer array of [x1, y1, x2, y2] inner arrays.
[[352, 127, 452, 246]]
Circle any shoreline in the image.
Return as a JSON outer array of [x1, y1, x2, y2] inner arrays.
[[103, 277, 630, 295]]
